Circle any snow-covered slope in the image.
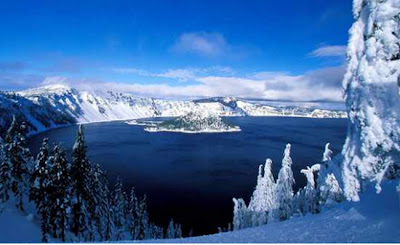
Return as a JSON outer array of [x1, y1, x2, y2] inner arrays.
[[0, 84, 346, 136], [139, 181, 400, 243]]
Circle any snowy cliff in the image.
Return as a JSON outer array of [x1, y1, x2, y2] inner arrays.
[[0, 84, 346, 136]]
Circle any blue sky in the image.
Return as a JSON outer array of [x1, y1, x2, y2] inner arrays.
[[0, 0, 353, 101]]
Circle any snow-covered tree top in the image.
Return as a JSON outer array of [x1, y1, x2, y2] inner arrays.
[[264, 158, 273, 173], [322, 143, 333, 162], [282, 144, 292, 167], [301, 166, 317, 188]]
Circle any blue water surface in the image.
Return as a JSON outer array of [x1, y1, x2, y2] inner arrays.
[[28, 117, 347, 236]]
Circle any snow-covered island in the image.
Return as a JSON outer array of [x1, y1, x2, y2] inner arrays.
[[142, 111, 241, 133]]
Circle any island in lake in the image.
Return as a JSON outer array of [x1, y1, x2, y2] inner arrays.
[[126, 111, 241, 133]]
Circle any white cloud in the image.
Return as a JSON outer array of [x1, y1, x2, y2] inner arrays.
[[0, 72, 43, 91], [110, 68, 151, 76], [171, 32, 229, 57], [40, 65, 345, 101], [309, 45, 347, 57], [155, 69, 197, 82], [111, 66, 234, 82]]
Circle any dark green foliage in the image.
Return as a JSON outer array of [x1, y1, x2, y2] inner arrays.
[[0, 137, 11, 203], [47, 145, 71, 242], [70, 125, 92, 238], [112, 177, 126, 240], [0, 119, 177, 242], [4, 115, 31, 211], [29, 138, 51, 242], [88, 163, 110, 241]]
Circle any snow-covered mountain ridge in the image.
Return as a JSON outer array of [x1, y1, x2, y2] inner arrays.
[[0, 84, 347, 136]]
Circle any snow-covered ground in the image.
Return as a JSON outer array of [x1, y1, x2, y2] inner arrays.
[[137, 181, 400, 243], [3, 182, 398, 243], [0, 196, 49, 243]]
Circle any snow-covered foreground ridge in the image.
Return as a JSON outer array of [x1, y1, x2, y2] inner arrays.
[[149, 181, 400, 243], [0, 84, 346, 136]]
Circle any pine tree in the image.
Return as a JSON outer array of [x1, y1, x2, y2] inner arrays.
[[87, 163, 109, 241], [300, 166, 319, 214], [321, 174, 344, 206], [174, 223, 182, 239], [126, 187, 139, 240], [165, 219, 182, 239], [149, 223, 164, 239], [4, 116, 31, 211], [232, 198, 251, 230], [70, 125, 92, 239], [104, 195, 115, 241], [47, 145, 71, 242], [248, 158, 276, 226], [0, 136, 11, 204], [292, 188, 304, 216], [341, 0, 400, 201], [315, 143, 344, 208], [137, 195, 149, 240], [99, 174, 114, 242], [272, 144, 295, 221], [166, 219, 175, 239], [29, 138, 51, 242], [112, 177, 126, 240], [322, 143, 333, 162]]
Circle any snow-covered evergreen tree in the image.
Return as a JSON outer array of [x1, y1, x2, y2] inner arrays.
[[314, 143, 344, 209], [4, 116, 31, 211], [342, 0, 400, 201], [104, 197, 115, 241], [70, 125, 92, 239], [322, 173, 345, 206], [88, 163, 109, 241], [112, 177, 126, 240], [272, 144, 295, 221], [0, 136, 11, 204], [126, 187, 139, 240], [174, 222, 182, 239], [149, 223, 164, 239], [166, 219, 175, 239], [29, 138, 51, 242], [248, 158, 276, 226], [137, 195, 149, 240], [29, 138, 49, 204], [232, 198, 251, 230], [292, 188, 304, 216], [322, 143, 333, 162], [166, 218, 181, 239], [47, 145, 71, 242], [300, 166, 319, 214]]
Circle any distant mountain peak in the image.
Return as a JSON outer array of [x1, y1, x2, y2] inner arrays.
[[18, 83, 72, 96]]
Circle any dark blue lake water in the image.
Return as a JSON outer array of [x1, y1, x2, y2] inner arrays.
[[28, 117, 347, 236]]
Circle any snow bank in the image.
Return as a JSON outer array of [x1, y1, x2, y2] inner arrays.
[[138, 181, 400, 243]]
